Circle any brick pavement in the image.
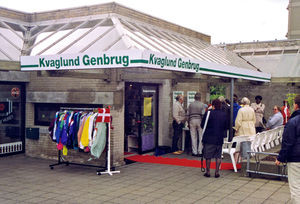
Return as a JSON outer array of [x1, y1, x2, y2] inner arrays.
[[0, 154, 291, 204]]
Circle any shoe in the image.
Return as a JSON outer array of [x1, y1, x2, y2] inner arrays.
[[177, 150, 183, 154], [203, 173, 210, 177], [215, 173, 220, 178], [192, 153, 198, 157], [173, 151, 180, 155]]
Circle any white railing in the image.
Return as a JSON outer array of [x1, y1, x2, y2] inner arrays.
[[0, 142, 23, 154]]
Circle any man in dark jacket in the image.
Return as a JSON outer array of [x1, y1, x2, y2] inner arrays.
[[276, 94, 300, 203]]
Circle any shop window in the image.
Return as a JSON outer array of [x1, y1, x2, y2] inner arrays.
[[34, 103, 102, 126]]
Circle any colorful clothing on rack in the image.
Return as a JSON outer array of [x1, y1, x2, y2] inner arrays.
[[49, 109, 109, 158]]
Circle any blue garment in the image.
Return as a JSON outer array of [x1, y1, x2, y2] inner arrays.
[[61, 112, 71, 145], [277, 110, 300, 163], [55, 113, 65, 143], [233, 102, 241, 126], [201, 110, 228, 145]]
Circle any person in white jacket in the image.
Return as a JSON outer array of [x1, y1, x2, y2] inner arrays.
[[234, 97, 256, 163], [235, 97, 256, 137]]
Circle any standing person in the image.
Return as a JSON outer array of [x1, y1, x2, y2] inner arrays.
[[234, 97, 256, 163], [187, 92, 206, 156], [219, 96, 230, 139], [235, 97, 256, 136], [201, 99, 228, 178], [251, 95, 265, 133], [172, 94, 186, 155], [275, 95, 300, 203], [232, 94, 241, 141], [281, 100, 291, 125], [266, 105, 283, 130]]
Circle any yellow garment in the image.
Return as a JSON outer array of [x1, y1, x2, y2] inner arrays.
[[235, 105, 256, 136], [63, 145, 68, 156], [81, 115, 92, 147]]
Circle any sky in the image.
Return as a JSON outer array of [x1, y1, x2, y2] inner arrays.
[[0, 0, 289, 44]]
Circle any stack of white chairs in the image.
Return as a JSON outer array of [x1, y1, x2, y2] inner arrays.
[[222, 125, 285, 172], [250, 125, 284, 153]]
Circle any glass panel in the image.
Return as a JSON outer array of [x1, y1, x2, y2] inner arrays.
[[34, 103, 103, 126], [125, 84, 141, 153], [140, 86, 157, 152], [0, 85, 22, 144], [0, 27, 23, 60]]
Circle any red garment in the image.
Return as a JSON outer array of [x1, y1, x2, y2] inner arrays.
[[281, 105, 291, 125]]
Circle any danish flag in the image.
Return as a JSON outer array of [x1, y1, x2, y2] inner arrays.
[[96, 108, 111, 123]]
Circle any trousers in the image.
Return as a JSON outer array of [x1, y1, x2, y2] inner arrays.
[[189, 119, 203, 155], [172, 120, 183, 152], [288, 162, 300, 204]]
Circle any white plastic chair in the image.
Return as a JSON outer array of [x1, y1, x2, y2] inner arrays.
[[265, 129, 274, 150], [222, 135, 250, 172], [257, 132, 267, 152]]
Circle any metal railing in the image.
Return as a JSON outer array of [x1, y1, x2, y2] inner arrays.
[[0, 142, 23, 154], [246, 151, 287, 178]]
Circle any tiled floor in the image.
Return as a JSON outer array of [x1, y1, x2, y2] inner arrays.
[[0, 154, 291, 203]]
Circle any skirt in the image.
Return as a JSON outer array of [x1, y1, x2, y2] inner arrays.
[[203, 143, 222, 159]]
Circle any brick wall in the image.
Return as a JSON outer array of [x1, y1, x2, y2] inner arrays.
[[235, 82, 300, 119]]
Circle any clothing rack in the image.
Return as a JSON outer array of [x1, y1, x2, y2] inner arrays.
[[49, 107, 120, 176]]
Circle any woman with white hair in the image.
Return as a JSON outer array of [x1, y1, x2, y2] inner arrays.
[[234, 97, 256, 137], [233, 97, 256, 164]]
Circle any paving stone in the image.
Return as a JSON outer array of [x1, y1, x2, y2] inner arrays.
[[0, 155, 291, 204]]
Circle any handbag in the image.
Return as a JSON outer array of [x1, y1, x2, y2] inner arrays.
[[200, 110, 210, 172]]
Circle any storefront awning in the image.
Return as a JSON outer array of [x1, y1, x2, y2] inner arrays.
[[1, 3, 271, 82], [21, 49, 271, 82]]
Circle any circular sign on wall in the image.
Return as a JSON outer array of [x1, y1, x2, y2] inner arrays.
[[11, 87, 20, 98], [0, 103, 5, 111]]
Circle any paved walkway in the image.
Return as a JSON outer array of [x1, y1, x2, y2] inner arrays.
[[0, 154, 291, 204]]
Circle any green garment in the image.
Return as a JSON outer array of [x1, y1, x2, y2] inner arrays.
[[91, 123, 107, 158]]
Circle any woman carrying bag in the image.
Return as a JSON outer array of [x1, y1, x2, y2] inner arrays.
[[201, 99, 228, 178]]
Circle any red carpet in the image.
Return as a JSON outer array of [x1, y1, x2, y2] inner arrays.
[[125, 155, 241, 170]]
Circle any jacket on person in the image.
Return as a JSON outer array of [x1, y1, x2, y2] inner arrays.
[[266, 112, 283, 129], [201, 110, 228, 145], [233, 102, 241, 126], [173, 101, 186, 124], [251, 102, 265, 128], [187, 101, 206, 122], [235, 105, 256, 136], [277, 110, 300, 163]]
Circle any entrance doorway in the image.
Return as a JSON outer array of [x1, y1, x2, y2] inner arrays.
[[125, 82, 158, 154]]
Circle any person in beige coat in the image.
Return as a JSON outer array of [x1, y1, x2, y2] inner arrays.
[[235, 97, 256, 137], [233, 97, 256, 163]]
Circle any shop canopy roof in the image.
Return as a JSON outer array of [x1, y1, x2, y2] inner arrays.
[[0, 2, 271, 82], [231, 40, 300, 78]]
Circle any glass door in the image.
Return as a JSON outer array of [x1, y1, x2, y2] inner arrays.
[[125, 83, 158, 154], [140, 86, 157, 153], [0, 83, 25, 155]]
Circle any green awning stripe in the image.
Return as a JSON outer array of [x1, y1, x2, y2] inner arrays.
[[200, 67, 270, 81], [130, 59, 148, 64], [21, 64, 39, 68]]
